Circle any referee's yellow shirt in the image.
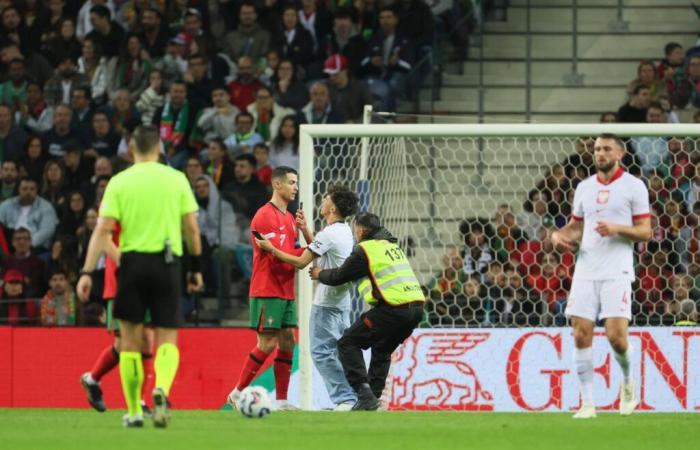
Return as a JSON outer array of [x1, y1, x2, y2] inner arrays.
[[100, 161, 198, 257]]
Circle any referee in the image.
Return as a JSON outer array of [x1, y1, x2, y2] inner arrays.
[[77, 125, 202, 428], [310, 213, 424, 411]]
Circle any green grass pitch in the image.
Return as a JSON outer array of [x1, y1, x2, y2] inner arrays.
[[0, 409, 692, 450]]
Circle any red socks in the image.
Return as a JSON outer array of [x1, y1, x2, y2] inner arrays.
[[90, 345, 120, 382], [273, 350, 293, 400], [236, 347, 270, 391]]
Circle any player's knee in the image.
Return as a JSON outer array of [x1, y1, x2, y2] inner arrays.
[[573, 328, 592, 348], [607, 332, 627, 353]]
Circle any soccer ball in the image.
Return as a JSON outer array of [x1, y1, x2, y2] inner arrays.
[[238, 386, 272, 418]]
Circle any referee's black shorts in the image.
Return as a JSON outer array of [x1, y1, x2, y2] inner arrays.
[[113, 252, 182, 328]]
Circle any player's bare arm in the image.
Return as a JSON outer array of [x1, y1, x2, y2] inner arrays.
[[594, 216, 652, 241], [552, 219, 583, 252], [255, 236, 316, 269], [77, 216, 118, 302], [182, 212, 204, 293], [296, 208, 314, 244]]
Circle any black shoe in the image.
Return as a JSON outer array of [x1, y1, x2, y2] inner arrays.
[[80, 373, 106, 412], [352, 384, 380, 411], [152, 388, 170, 428], [122, 414, 144, 428]]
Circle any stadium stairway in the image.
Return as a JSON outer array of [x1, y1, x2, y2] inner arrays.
[[401, 0, 699, 123]]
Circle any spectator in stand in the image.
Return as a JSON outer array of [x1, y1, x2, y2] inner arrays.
[[106, 33, 152, 102], [0, 42, 53, 87], [76, 206, 98, 262], [501, 267, 539, 326], [42, 104, 89, 158], [668, 274, 693, 316], [104, 90, 142, 136], [135, 70, 165, 126], [518, 189, 554, 240], [156, 34, 188, 84], [46, 234, 79, 285], [269, 115, 299, 170], [666, 138, 692, 194], [460, 222, 493, 279], [528, 252, 570, 325], [491, 204, 527, 263], [657, 42, 685, 102], [194, 85, 239, 142], [1, 5, 33, 56], [181, 7, 210, 41], [631, 102, 667, 176], [70, 87, 94, 130], [2, 228, 46, 297], [0, 160, 18, 202], [0, 103, 28, 162], [600, 111, 617, 123], [535, 163, 571, 226], [80, 156, 111, 204], [63, 144, 94, 192], [221, 153, 269, 221], [274, 4, 314, 71], [247, 86, 295, 142], [138, 7, 170, 60], [85, 111, 120, 158], [672, 55, 700, 109], [222, 2, 271, 65], [0, 58, 29, 107], [636, 250, 664, 315], [0, 178, 57, 250], [298, 81, 345, 124], [85, 5, 124, 59], [16, 82, 54, 134], [206, 139, 235, 189], [38, 0, 67, 46], [327, 8, 367, 78], [481, 261, 506, 324], [298, 0, 333, 76], [40, 269, 78, 326], [626, 60, 666, 101], [664, 197, 692, 271], [185, 53, 214, 110], [395, 0, 435, 86], [76, 0, 115, 39], [41, 160, 68, 210], [270, 59, 308, 111], [18, 136, 48, 185], [228, 56, 265, 112], [0, 269, 37, 326], [44, 56, 91, 107], [617, 85, 650, 123], [44, 17, 82, 67], [253, 143, 272, 186], [260, 48, 280, 86], [675, 299, 698, 325], [561, 138, 594, 179], [325, 54, 373, 124], [223, 111, 264, 155], [153, 81, 198, 168], [426, 244, 465, 298]]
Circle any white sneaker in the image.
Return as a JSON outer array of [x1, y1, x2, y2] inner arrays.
[[276, 400, 299, 411], [226, 389, 241, 410], [573, 403, 597, 419], [619, 379, 638, 416], [333, 401, 355, 412]]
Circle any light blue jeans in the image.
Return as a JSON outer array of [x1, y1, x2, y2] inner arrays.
[[310, 304, 357, 405]]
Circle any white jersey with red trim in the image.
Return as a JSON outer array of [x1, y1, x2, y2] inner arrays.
[[571, 168, 650, 281]]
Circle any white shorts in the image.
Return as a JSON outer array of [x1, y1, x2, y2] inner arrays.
[[565, 278, 632, 322]]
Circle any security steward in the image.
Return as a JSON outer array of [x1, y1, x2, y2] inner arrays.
[[310, 212, 424, 410], [77, 125, 203, 428]]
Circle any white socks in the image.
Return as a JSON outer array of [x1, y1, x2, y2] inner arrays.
[[614, 346, 633, 383], [574, 347, 594, 405]]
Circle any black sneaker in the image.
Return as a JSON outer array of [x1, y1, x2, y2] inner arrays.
[[351, 384, 380, 411], [152, 388, 170, 428], [80, 373, 106, 412], [122, 414, 144, 428]]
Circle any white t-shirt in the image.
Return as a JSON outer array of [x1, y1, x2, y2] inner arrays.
[[16, 205, 31, 230], [571, 169, 650, 281], [307, 222, 355, 310]]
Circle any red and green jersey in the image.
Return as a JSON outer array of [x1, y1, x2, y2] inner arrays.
[[249, 202, 303, 300]]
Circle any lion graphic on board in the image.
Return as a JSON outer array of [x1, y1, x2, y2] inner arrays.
[[385, 332, 494, 410]]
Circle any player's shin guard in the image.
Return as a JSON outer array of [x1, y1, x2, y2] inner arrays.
[[119, 352, 144, 417], [154, 343, 180, 396], [273, 350, 293, 400], [574, 347, 594, 405], [614, 345, 632, 382], [236, 347, 270, 391], [91, 345, 120, 382]]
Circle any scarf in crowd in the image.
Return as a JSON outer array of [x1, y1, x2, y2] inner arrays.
[[159, 100, 189, 147], [256, 109, 271, 141]]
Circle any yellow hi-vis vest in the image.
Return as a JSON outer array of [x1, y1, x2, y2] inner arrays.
[[357, 239, 424, 306]]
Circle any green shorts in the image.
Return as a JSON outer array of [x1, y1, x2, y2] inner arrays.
[[249, 297, 297, 331], [106, 299, 152, 333]]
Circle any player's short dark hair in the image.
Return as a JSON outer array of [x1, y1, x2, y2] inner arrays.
[[632, 84, 649, 96], [647, 101, 664, 112], [131, 125, 160, 154], [90, 5, 111, 19], [234, 153, 257, 167], [354, 212, 381, 234], [13, 227, 31, 238], [19, 177, 37, 186], [49, 268, 67, 279], [271, 166, 297, 181], [597, 133, 626, 151], [326, 184, 358, 219], [665, 42, 682, 56], [253, 142, 269, 153]]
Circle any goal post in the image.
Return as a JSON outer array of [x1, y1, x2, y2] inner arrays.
[[296, 123, 700, 412]]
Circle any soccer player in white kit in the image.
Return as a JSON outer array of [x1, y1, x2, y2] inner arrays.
[[254, 185, 359, 410], [551, 133, 651, 419]]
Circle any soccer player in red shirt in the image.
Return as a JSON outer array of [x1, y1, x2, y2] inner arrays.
[[227, 166, 303, 410], [79, 223, 155, 413]]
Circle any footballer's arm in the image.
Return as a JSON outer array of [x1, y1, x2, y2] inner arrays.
[[595, 216, 652, 241], [552, 218, 584, 252], [268, 247, 316, 269]]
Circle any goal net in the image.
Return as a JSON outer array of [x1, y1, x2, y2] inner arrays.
[[294, 123, 700, 412]]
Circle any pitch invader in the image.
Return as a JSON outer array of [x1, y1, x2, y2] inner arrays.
[[552, 133, 651, 419]]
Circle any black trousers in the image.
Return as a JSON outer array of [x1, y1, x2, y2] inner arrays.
[[337, 303, 423, 397]]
